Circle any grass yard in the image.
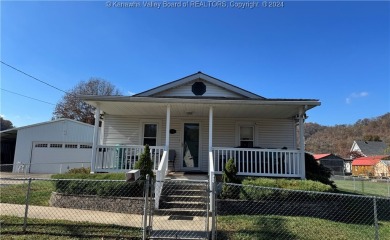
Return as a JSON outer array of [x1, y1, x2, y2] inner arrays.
[[334, 179, 390, 197], [0, 215, 141, 239], [0, 180, 55, 206], [218, 215, 390, 240]]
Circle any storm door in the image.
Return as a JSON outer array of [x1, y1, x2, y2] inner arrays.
[[182, 123, 200, 170]]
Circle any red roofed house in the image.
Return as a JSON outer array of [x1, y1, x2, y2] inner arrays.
[[312, 153, 345, 175], [352, 155, 390, 178]]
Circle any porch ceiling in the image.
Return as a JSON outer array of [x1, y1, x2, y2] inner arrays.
[[83, 97, 320, 119]]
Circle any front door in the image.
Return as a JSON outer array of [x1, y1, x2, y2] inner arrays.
[[182, 123, 200, 170]]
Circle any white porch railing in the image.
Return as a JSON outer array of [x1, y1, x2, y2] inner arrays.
[[155, 150, 169, 209], [212, 147, 302, 177], [94, 145, 164, 172]]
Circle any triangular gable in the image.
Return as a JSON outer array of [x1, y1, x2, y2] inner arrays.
[[134, 72, 264, 99]]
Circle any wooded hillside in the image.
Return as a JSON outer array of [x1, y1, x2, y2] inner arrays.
[[305, 113, 390, 158]]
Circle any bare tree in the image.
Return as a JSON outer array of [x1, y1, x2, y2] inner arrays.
[[53, 78, 121, 124], [0, 117, 14, 130]]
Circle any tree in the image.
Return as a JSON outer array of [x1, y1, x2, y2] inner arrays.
[[220, 158, 241, 199], [305, 153, 336, 189], [0, 117, 14, 130], [53, 78, 121, 124]]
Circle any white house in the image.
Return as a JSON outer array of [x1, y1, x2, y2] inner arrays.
[[81, 72, 321, 180], [0, 119, 94, 174]]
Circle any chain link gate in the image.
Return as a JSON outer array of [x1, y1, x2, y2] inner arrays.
[[144, 178, 210, 239]]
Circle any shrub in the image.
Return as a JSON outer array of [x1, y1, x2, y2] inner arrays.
[[220, 159, 241, 199], [51, 171, 143, 197], [305, 153, 336, 188], [239, 177, 333, 201], [66, 167, 91, 174], [134, 145, 154, 181]]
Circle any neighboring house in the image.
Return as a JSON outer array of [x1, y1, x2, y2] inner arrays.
[[352, 155, 390, 178], [81, 72, 320, 179], [350, 140, 388, 157], [312, 153, 345, 175], [0, 119, 94, 174]]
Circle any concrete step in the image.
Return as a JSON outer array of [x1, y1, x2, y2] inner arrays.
[[159, 201, 207, 210], [162, 182, 208, 191], [154, 208, 210, 217], [162, 188, 208, 196], [161, 195, 207, 203]]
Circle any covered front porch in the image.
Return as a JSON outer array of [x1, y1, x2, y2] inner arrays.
[[86, 98, 312, 180]]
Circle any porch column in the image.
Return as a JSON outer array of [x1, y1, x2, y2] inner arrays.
[[90, 105, 100, 174], [165, 105, 171, 151], [209, 106, 213, 152], [299, 107, 306, 179]]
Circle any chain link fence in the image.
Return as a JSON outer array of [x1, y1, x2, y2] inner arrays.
[[214, 182, 390, 240], [0, 177, 146, 239], [1, 176, 390, 239], [332, 175, 390, 197]]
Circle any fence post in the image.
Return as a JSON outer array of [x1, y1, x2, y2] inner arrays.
[[143, 174, 150, 240], [23, 178, 32, 232], [373, 197, 379, 240], [211, 177, 217, 240]]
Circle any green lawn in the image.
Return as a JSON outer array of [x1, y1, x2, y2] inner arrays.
[[218, 215, 390, 240], [334, 179, 390, 197], [0, 181, 55, 206], [0, 215, 141, 239]]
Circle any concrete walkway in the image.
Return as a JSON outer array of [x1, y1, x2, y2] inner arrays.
[[0, 203, 209, 232]]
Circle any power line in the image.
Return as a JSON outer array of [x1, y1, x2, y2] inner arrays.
[[1, 88, 56, 106], [0, 60, 69, 94]]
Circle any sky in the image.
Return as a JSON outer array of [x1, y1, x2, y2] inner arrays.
[[1, 0, 389, 128]]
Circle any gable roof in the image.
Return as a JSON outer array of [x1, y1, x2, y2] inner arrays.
[[352, 155, 390, 166], [134, 72, 265, 99], [351, 140, 388, 156]]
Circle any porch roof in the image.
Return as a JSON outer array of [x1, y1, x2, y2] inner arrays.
[[80, 95, 320, 119]]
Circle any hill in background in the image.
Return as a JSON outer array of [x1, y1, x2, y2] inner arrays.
[[305, 113, 390, 158]]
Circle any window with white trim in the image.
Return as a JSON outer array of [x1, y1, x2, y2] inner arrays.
[[143, 124, 157, 146], [239, 126, 254, 148]]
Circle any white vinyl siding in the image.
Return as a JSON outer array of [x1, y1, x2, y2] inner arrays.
[[12, 120, 93, 173], [101, 115, 296, 172], [153, 81, 244, 98]]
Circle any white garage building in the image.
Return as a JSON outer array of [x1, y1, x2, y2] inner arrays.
[[0, 119, 94, 174]]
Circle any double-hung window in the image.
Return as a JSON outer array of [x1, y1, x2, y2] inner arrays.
[[143, 124, 157, 146], [239, 126, 254, 148]]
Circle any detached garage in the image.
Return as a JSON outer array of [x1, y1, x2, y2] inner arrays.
[[0, 119, 94, 174]]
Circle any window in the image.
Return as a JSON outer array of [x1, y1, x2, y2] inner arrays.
[[35, 143, 48, 148], [65, 144, 78, 149], [50, 143, 63, 148], [80, 144, 92, 149], [143, 124, 157, 146], [239, 126, 254, 148]]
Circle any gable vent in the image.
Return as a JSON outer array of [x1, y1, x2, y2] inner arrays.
[[192, 82, 206, 96]]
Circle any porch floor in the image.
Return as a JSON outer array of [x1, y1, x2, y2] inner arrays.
[[166, 172, 208, 181]]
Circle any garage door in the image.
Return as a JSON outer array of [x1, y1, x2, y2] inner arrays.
[[30, 142, 92, 174]]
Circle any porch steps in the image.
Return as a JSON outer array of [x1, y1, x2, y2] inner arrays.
[[154, 180, 209, 217]]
